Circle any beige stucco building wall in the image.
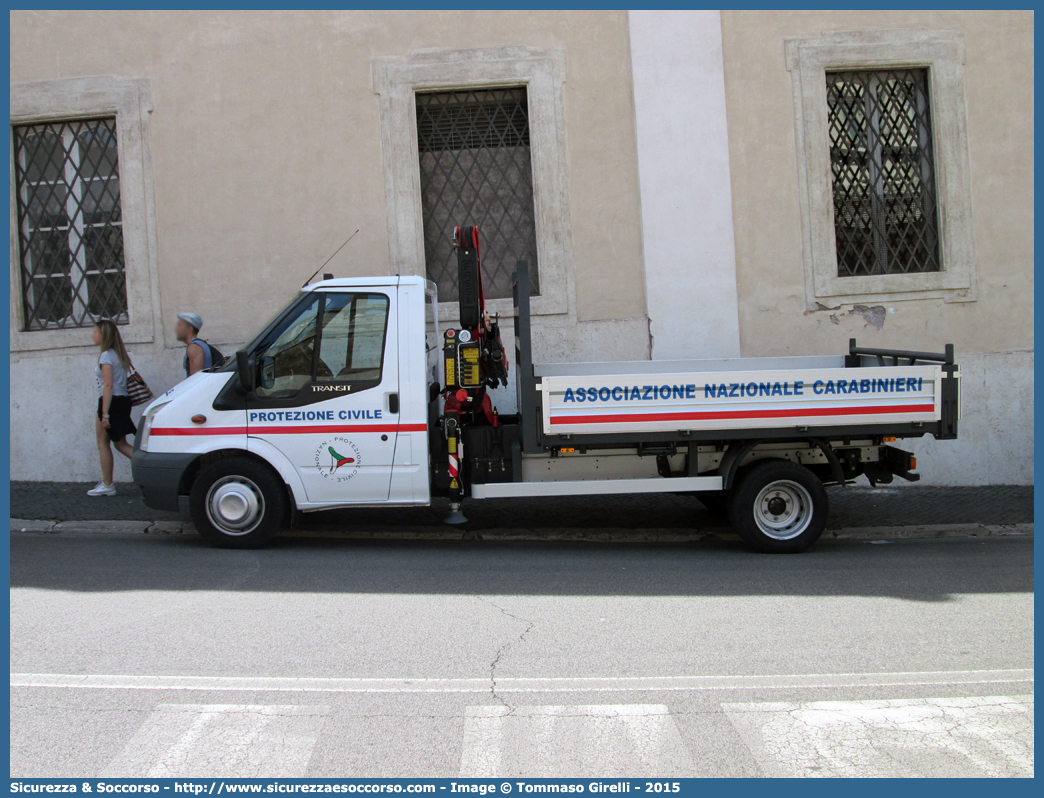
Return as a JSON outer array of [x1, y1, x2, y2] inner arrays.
[[719, 10, 1034, 485], [720, 9, 1033, 357], [9, 10, 1033, 486], [11, 10, 647, 335], [9, 9, 649, 482]]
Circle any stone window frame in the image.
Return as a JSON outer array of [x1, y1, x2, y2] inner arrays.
[[372, 46, 573, 320], [787, 30, 976, 309], [10, 76, 159, 352]]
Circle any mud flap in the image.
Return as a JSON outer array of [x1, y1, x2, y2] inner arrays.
[[882, 445, 921, 482]]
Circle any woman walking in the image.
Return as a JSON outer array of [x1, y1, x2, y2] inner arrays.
[[88, 320, 137, 497]]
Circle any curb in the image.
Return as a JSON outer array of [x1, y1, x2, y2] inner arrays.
[[10, 518, 1033, 543], [823, 523, 1033, 540], [11, 519, 188, 535]]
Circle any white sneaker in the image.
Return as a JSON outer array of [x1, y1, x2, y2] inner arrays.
[[87, 482, 117, 497]]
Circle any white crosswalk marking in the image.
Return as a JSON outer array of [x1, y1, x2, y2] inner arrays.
[[460, 704, 695, 777], [102, 704, 329, 778], [724, 695, 1034, 777], [12, 669, 1032, 693]]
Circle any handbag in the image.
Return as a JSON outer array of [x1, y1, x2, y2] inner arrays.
[[127, 363, 154, 407]]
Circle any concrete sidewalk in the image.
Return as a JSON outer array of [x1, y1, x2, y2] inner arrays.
[[9, 482, 1034, 541]]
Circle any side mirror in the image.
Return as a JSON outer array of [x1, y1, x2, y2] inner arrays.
[[235, 350, 254, 393]]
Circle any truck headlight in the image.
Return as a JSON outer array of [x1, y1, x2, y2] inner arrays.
[[138, 402, 169, 452]]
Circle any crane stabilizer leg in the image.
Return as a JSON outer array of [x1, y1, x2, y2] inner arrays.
[[443, 412, 468, 524], [445, 504, 467, 525]]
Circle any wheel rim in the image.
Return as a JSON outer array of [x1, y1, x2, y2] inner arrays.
[[206, 475, 264, 535], [752, 479, 814, 540]]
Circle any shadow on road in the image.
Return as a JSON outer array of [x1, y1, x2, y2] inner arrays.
[[10, 533, 1033, 602]]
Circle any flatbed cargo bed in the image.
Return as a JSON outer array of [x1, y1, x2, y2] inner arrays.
[[512, 269, 960, 452]]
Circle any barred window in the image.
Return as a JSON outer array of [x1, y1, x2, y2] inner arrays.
[[827, 69, 940, 277], [13, 118, 127, 330], [416, 87, 539, 302]]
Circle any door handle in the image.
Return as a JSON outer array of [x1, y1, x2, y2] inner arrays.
[[388, 393, 399, 414]]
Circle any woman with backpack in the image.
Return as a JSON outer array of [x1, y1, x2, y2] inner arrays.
[[88, 319, 137, 497]]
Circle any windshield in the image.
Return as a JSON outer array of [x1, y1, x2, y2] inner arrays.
[[241, 290, 306, 355]]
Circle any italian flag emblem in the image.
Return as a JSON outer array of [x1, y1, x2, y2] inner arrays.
[[328, 446, 355, 472]]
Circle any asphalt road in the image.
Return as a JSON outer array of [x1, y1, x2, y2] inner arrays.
[[10, 533, 1035, 778]]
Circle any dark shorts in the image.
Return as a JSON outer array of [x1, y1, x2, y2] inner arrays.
[[98, 395, 137, 443]]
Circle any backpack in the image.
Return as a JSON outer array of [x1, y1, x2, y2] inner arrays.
[[191, 338, 225, 369], [202, 340, 225, 368]]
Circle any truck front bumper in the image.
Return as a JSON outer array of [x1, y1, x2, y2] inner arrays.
[[131, 450, 196, 513]]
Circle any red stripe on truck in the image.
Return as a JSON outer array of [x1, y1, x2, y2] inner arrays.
[[150, 426, 246, 436], [549, 403, 935, 425], [151, 423, 427, 436]]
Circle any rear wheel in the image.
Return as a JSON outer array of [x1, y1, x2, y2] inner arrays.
[[728, 459, 827, 553], [190, 457, 286, 548]]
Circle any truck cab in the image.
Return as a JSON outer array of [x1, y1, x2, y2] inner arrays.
[[133, 276, 439, 540]]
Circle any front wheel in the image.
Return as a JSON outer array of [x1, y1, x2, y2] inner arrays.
[[190, 457, 286, 548], [728, 459, 827, 553]]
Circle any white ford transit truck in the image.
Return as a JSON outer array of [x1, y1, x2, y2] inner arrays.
[[132, 226, 960, 552]]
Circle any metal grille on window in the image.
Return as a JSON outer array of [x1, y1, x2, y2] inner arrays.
[[827, 69, 940, 277], [13, 118, 127, 330], [416, 87, 539, 302]]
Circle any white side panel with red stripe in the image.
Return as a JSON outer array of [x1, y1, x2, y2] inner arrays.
[[144, 372, 248, 456], [540, 365, 942, 436]]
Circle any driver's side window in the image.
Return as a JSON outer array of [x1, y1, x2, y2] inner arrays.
[[315, 293, 389, 383], [253, 292, 390, 400]]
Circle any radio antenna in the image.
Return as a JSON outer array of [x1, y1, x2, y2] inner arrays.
[[303, 229, 360, 287]]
